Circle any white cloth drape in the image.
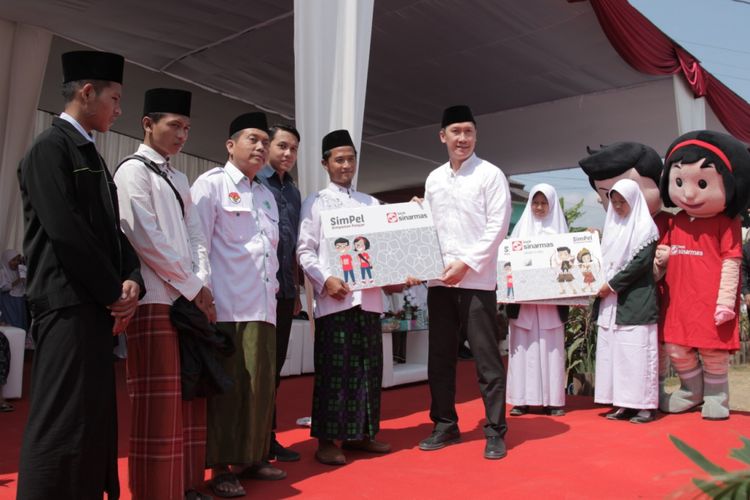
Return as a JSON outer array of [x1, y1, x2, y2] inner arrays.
[[673, 73, 706, 135], [293, 0, 374, 199], [0, 21, 51, 252], [34, 110, 220, 184]]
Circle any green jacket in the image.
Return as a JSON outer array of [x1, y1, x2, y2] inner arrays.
[[593, 242, 658, 326]]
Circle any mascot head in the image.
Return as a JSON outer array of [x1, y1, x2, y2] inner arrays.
[[579, 142, 663, 216], [661, 130, 750, 218]]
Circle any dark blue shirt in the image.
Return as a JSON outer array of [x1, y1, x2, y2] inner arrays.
[[258, 165, 301, 299]]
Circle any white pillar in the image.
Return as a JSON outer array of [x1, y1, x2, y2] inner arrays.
[[0, 20, 52, 251], [672, 73, 706, 135], [293, 0, 374, 199]]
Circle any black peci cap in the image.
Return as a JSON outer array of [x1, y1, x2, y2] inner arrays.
[[62, 50, 124, 84], [229, 112, 268, 137], [143, 88, 192, 117]]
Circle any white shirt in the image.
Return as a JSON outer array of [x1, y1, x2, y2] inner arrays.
[[114, 144, 210, 305], [191, 161, 279, 324], [60, 112, 94, 143], [297, 183, 384, 318], [425, 153, 511, 291]]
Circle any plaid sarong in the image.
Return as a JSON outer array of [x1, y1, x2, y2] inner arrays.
[[312, 307, 383, 440], [126, 303, 206, 500]]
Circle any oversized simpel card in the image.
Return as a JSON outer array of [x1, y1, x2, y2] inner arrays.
[[497, 231, 604, 304], [321, 202, 444, 290]]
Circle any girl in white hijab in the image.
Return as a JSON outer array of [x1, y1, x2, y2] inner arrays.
[[506, 183, 569, 416], [594, 179, 660, 424]]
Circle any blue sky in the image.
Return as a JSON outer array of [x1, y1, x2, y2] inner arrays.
[[630, 0, 750, 104]]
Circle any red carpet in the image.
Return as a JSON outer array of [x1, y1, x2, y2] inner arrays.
[[1, 357, 748, 499]]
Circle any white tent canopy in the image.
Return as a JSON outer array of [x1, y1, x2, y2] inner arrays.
[[0, 0, 723, 249]]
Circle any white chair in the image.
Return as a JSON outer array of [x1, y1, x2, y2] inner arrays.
[[280, 321, 304, 377], [1, 325, 26, 399], [382, 329, 429, 388]]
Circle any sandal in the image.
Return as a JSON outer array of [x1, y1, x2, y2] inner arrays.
[[210, 472, 245, 498], [237, 461, 287, 481], [0, 402, 13, 413]]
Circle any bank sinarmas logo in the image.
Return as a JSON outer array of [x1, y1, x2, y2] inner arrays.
[[386, 212, 398, 223], [511, 240, 523, 251]]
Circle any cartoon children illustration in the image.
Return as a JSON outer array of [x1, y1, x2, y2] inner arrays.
[[353, 236, 374, 284], [552, 246, 577, 295], [577, 248, 598, 293], [334, 237, 356, 284], [503, 262, 514, 299]]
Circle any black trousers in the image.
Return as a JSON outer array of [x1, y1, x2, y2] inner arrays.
[[18, 303, 119, 500], [272, 297, 295, 431], [427, 286, 507, 438]]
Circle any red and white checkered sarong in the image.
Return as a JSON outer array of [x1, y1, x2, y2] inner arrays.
[[126, 303, 206, 500]]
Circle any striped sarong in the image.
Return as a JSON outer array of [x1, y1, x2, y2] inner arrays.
[[126, 303, 206, 500]]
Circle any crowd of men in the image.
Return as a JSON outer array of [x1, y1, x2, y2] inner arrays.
[[16, 50, 511, 500]]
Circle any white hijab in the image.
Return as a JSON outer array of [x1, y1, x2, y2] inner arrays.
[[511, 183, 568, 238], [600, 179, 658, 281]]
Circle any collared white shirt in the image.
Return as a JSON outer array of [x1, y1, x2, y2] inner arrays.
[[115, 143, 209, 305], [191, 161, 279, 324], [297, 182, 384, 318], [60, 112, 95, 142], [425, 153, 511, 291]]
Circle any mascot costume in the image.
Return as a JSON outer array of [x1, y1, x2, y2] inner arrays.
[[658, 130, 750, 420]]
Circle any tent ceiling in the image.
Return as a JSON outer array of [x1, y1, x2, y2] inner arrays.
[[0, 0, 672, 193]]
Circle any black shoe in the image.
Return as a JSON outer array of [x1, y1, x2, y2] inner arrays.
[[605, 408, 638, 421], [418, 430, 461, 451], [484, 436, 507, 460], [457, 344, 474, 360], [544, 406, 566, 417], [629, 409, 656, 424], [509, 405, 529, 416], [269, 438, 301, 462]]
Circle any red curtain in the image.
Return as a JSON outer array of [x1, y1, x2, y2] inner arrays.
[[590, 0, 750, 143]]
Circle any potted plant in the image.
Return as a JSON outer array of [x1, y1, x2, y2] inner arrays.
[[565, 301, 597, 396]]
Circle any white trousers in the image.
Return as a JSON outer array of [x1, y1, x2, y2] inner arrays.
[[507, 314, 566, 407], [595, 323, 658, 409]]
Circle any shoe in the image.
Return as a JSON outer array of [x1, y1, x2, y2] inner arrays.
[[237, 461, 287, 481], [457, 344, 474, 360], [629, 409, 656, 424], [418, 430, 461, 451], [509, 405, 529, 416], [484, 436, 507, 460], [210, 472, 245, 498], [342, 438, 391, 453], [315, 440, 346, 465], [269, 438, 301, 462], [605, 408, 638, 421], [544, 406, 565, 417]]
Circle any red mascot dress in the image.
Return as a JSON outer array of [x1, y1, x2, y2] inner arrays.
[[658, 130, 750, 420]]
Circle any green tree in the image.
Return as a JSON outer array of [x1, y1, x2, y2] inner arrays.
[[560, 197, 585, 231]]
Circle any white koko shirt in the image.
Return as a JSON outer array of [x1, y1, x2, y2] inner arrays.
[[191, 161, 279, 324], [297, 183, 384, 318], [115, 144, 210, 305], [425, 153, 511, 291]]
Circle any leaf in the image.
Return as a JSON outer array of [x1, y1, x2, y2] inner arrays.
[[729, 437, 750, 466], [692, 478, 721, 496], [670, 435, 728, 475], [734, 479, 749, 499]]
